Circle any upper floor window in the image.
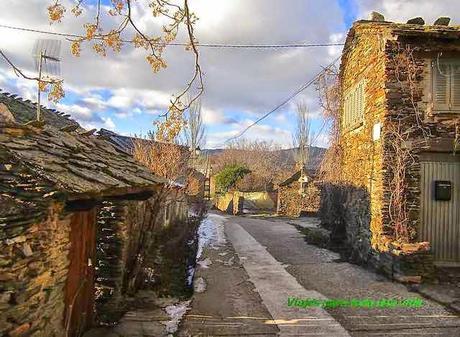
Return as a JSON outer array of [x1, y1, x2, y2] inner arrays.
[[432, 59, 460, 113], [343, 80, 365, 130]]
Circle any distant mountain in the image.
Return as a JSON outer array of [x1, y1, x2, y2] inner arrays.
[[204, 146, 327, 171]]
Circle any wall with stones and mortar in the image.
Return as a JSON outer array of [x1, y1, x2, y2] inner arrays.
[[240, 191, 277, 211], [0, 203, 71, 337], [277, 182, 320, 217], [334, 23, 388, 260], [382, 35, 460, 245], [323, 22, 460, 279], [93, 189, 193, 324], [94, 201, 129, 325]]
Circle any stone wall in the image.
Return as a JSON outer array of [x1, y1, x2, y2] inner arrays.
[[0, 203, 71, 337], [240, 191, 277, 211], [93, 189, 193, 324], [339, 22, 387, 252], [319, 183, 372, 262], [278, 182, 320, 217], [324, 21, 460, 279], [215, 192, 234, 214], [382, 35, 459, 243], [94, 201, 128, 324], [215, 191, 269, 215]]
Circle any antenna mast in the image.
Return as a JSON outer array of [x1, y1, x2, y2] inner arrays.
[[33, 39, 62, 122]]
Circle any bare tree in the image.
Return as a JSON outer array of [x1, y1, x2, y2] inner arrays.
[[183, 97, 206, 151], [293, 101, 313, 172], [212, 139, 289, 191]]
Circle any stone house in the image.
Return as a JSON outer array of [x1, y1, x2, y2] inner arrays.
[[327, 16, 460, 279], [277, 169, 320, 217], [0, 92, 189, 337]]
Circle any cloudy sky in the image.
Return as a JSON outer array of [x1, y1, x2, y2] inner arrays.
[[0, 0, 459, 148]]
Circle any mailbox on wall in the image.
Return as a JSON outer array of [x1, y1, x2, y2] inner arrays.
[[434, 180, 452, 201]]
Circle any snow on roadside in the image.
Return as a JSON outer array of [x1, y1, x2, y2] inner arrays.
[[164, 300, 191, 336], [196, 213, 227, 260]]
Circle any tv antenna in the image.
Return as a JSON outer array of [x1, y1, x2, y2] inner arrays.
[[32, 39, 61, 121]]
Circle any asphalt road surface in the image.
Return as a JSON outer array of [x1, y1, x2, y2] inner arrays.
[[179, 213, 460, 337]]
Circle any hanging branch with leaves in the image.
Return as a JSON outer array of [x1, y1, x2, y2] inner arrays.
[[0, 49, 64, 103], [47, 0, 203, 140]]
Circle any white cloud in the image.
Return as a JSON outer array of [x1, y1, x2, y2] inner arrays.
[[55, 102, 94, 121], [2, 0, 459, 146]]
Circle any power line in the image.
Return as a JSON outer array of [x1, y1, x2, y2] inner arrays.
[[221, 56, 341, 145], [0, 24, 344, 49]]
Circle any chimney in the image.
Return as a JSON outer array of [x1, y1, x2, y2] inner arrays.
[[407, 17, 425, 25], [0, 103, 16, 124], [433, 17, 450, 26], [370, 11, 385, 22]]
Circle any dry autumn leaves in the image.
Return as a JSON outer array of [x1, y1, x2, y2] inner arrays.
[[47, 0, 203, 141]]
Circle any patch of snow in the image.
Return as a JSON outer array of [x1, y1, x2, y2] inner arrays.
[[186, 266, 195, 287], [164, 300, 190, 336], [197, 257, 212, 269], [194, 277, 207, 293], [196, 214, 227, 260]]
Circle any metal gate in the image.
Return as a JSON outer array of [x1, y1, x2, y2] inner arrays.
[[420, 154, 460, 264]]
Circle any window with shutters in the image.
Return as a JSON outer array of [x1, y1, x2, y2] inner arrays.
[[432, 59, 460, 113], [342, 80, 365, 130]]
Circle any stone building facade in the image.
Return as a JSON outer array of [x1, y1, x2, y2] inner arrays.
[[0, 92, 190, 337], [325, 18, 460, 279], [277, 170, 320, 217]]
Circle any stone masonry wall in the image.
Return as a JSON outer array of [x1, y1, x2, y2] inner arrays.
[[382, 35, 460, 243], [94, 201, 128, 325], [337, 23, 388, 256], [278, 182, 320, 217], [326, 22, 460, 279], [0, 203, 71, 337]]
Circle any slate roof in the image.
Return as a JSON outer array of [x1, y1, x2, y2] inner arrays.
[[98, 128, 189, 154], [1, 125, 167, 198], [343, 20, 460, 55], [278, 169, 317, 187], [0, 90, 80, 129], [0, 92, 168, 227]]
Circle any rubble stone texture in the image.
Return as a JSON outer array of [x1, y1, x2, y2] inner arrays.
[[325, 20, 460, 279], [277, 170, 320, 217], [0, 93, 168, 337]]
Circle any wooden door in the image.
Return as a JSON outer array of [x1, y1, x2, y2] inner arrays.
[[64, 209, 97, 337]]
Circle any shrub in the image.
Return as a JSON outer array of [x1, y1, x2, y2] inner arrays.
[[215, 164, 250, 193]]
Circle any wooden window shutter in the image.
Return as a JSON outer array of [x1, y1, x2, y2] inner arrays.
[[432, 60, 450, 111], [359, 82, 365, 123], [451, 63, 460, 110], [353, 86, 358, 124]]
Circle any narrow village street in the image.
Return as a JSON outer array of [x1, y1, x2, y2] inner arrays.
[[3, 3, 460, 337], [179, 212, 460, 337]]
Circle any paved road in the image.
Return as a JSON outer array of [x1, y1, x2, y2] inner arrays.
[[179, 214, 280, 336], [230, 215, 460, 337]]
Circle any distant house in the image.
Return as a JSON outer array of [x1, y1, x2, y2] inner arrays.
[[326, 16, 460, 279], [277, 169, 320, 217]]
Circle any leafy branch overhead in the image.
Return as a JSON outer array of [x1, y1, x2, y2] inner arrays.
[[47, 0, 203, 141]]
